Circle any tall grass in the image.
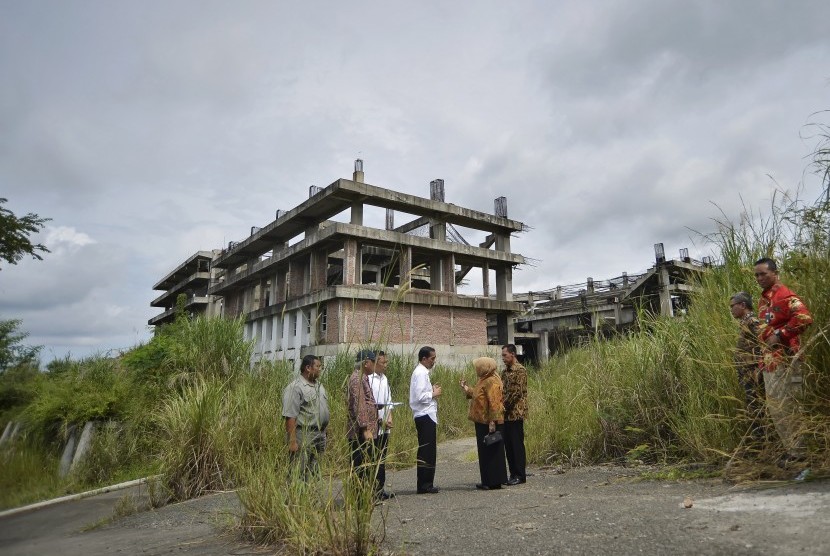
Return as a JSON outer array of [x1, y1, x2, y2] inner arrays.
[[237, 446, 382, 555], [527, 189, 830, 474], [0, 443, 64, 510], [164, 315, 252, 385]]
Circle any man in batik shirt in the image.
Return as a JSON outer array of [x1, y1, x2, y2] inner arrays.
[[348, 350, 380, 494], [501, 344, 528, 485], [754, 257, 813, 463]]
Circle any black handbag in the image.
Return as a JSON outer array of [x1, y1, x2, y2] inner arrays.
[[482, 430, 503, 446]]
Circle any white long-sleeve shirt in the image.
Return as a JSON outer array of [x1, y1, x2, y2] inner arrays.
[[409, 363, 438, 424], [369, 372, 392, 435]]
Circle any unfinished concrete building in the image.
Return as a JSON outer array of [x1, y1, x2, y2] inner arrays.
[[501, 244, 710, 363], [149, 250, 222, 326], [208, 161, 526, 368]]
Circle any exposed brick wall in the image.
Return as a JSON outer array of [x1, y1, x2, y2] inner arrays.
[[324, 299, 487, 346], [324, 300, 340, 344]]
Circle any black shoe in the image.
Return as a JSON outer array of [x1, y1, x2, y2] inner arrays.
[[417, 486, 440, 494], [476, 483, 502, 490], [377, 491, 395, 501], [506, 476, 525, 486]]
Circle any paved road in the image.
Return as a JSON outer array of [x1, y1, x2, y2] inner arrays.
[[2, 437, 828, 555]]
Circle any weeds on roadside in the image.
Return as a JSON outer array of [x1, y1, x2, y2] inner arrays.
[[528, 185, 830, 477], [237, 447, 383, 555]]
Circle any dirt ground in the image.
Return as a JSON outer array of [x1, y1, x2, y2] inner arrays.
[[2, 437, 829, 555]]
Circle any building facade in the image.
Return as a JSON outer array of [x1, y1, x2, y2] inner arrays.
[[205, 161, 526, 368], [149, 250, 222, 326]]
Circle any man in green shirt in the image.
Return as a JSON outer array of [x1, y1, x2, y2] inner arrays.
[[282, 354, 330, 479]]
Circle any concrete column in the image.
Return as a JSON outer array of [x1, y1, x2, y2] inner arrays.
[[288, 258, 306, 298], [273, 315, 282, 352], [495, 232, 511, 253], [281, 312, 291, 357], [59, 424, 78, 477], [266, 316, 276, 353], [259, 277, 269, 308], [399, 246, 412, 288], [496, 266, 513, 302], [496, 314, 514, 345], [71, 421, 96, 471], [430, 257, 443, 291], [268, 273, 278, 306], [310, 249, 327, 291], [351, 202, 363, 226], [482, 263, 490, 297], [538, 330, 550, 363], [343, 239, 360, 286], [658, 266, 674, 317], [243, 287, 253, 313], [430, 220, 446, 241], [442, 253, 456, 294], [307, 307, 317, 346], [276, 269, 287, 303], [0, 421, 13, 445], [353, 159, 364, 183]]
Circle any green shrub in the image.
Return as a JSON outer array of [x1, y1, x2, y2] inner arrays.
[[22, 355, 130, 444]]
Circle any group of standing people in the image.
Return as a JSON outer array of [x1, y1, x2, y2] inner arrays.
[[731, 257, 813, 466], [281, 349, 396, 498], [280, 343, 530, 496], [279, 256, 810, 494]]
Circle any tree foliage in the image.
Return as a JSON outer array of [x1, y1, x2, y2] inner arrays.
[[0, 198, 50, 270], [0, 319, 41, 372]]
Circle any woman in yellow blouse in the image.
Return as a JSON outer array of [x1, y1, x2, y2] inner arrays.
[[460, 357, 508, 490]]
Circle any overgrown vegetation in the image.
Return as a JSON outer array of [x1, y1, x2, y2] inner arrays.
[[524, 124, 830, 479], [2, 120, 829, 552]]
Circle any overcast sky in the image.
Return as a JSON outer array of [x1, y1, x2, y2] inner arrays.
[[1, 1, 829, 361]]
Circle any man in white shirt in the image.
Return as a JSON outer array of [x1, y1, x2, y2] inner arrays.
[[370, 350, 394, 500], [409, 346, 442, 494]]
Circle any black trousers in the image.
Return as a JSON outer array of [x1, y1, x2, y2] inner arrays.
[[414, 415, 437, 490], [474, 422, 508, 487], [503, 419, 526, 480], [349, 437, 380, 494], [374, 432, 389, 489]]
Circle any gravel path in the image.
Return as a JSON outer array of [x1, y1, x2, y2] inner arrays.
[[2, 437, 828, 555]]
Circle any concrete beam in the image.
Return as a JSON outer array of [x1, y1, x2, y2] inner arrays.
[[244, 284, 524, 322], [213, 179, 525, 269], [152, 251, 215, 290], [210, 222, 524, 296], [394, 215, 431, 234]]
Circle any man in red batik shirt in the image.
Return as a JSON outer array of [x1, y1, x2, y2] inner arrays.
[[754, 257, 813, 465]]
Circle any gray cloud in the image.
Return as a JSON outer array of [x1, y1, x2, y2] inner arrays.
[[1, 1, 828, 360]]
